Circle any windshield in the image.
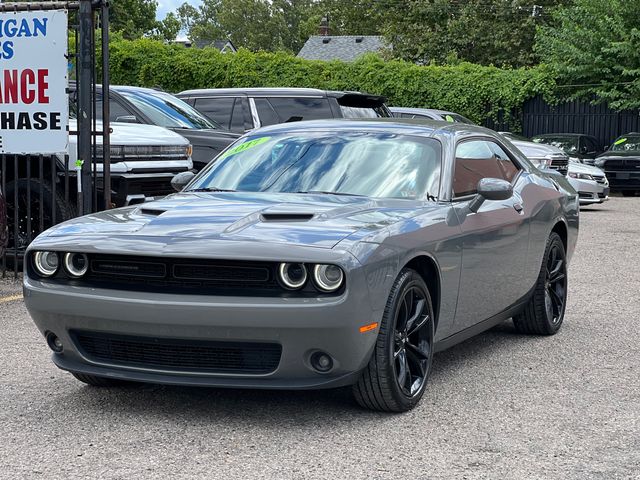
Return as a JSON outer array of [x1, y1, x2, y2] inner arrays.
[[533, 136, 578, 153], [440, 113, 473, 124], [189, 132, 442, 199], [118, 90, 221, 130], [610, 136, 640, 152]]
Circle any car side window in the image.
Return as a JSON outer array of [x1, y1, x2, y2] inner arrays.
[[194, 97, 235, 129], [583, 137, 598, 153], [254, 98, 280, 126], [110, 98, 137, 123], [267, 97, 333, 123], [229, 99, 246, 132], [453, 140, 520, 197]]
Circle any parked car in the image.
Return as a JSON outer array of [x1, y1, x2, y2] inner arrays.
[[389, 107, 474, 124], [532, 133, 603, 163], [0, 185, 7, 258], [594, 134, 640, 196], [507, 138, 570, 176], [2, 119, 193, 250], [24, 119, 578, 412], [70, 85, 240, 172], [176, 88, 391, 133], [509, 138, 608, 205]]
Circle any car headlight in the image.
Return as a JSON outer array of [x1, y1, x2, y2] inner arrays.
[[568, 172, 594, 180], [531, 157, 552, 168], [33, 251, 59, 277], [278, 263, 307, 289], [63, 253, 89, 277], [312, 264, 344, 292], [595, 159, 606, 167]]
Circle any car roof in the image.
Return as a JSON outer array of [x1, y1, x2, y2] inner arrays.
[[533, 133, 595, 139], [177, 87, 383, 100], [241, 118, 496, 138]]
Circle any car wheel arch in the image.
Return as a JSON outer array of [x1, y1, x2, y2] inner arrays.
[[551, 219, 568, 252], [402, 254, 441, 333]]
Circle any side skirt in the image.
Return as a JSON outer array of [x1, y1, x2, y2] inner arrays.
[[433, 294, 531, 353]]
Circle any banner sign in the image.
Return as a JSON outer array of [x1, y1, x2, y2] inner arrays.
[[0, 10, 68, 154]]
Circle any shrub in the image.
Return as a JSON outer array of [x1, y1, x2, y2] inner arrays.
[[109, 38, 556, 125]]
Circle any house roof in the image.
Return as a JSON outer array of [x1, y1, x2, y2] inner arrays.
[[297, 35, 385, 62], [175, 39, 237, 52]]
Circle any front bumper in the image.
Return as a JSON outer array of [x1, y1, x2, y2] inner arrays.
[[23, 274, 381, 389], [568, 177, 609, 205]]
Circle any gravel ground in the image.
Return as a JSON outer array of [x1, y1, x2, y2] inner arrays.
[[1, 197, 638, 479]]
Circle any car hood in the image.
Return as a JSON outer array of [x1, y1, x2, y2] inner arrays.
[[44, 192, 432, 249], [569, 162, 604, 175], [68, 119, 190, 146], [511, 139, 565, 158]]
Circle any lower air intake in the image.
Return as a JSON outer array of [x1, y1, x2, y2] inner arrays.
[[72, 331, 282, 374]]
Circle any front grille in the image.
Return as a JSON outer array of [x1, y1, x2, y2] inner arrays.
[[549, 154, 569, 175], [138, 181, 175, 196], [60, 254, 339, 297], [601, 158, 640, 171], [592, 175, 606, 185], [72, 331, 282, 374]]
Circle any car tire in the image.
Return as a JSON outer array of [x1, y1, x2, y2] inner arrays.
[[353, 268, 435, 412], [71, 372, 123, 387], [513, 232, 567, 335], [5, 178, 76, 250]]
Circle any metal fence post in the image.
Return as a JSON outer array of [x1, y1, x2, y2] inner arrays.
[[77, 0, 94, 215]]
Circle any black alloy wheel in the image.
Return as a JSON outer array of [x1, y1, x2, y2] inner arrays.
[[393, 286, 432, 397], [353, 268, 435, 412], [513, 232, 568, 335], [544, 242, 567, 326]]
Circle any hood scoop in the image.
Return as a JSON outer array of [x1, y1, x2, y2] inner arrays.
[[260, 213, 315, 222], [139, 207, 168, 216]]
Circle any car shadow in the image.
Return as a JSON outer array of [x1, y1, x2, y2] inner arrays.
[[58, 321, 533, 422]]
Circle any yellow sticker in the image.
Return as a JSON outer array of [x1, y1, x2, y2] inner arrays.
[[220, 136, 271, 159], [445, 114, 455, 123], [614, 137, 627, 145]]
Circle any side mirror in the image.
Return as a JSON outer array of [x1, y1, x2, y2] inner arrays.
[[115, 115, 138, 123], [468, 178, 513, 212], [579, 146, 588, 154], [171, 171, 196, 192]]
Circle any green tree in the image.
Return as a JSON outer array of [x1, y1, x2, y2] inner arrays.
[[536, 0, 640, 109], [384, 0, 567, 67], [176, 0, 317, 52], [110, 0, 159, 39], [156, 12, 182, 42]]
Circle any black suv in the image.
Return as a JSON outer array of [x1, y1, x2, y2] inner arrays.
[[176, 88, 390, 133]]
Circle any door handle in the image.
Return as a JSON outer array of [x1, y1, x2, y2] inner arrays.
[[513, 203, 524, 213]]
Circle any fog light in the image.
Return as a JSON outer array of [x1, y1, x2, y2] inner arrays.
[[310, 351, 333, 373], [45, 332, 63, 353]]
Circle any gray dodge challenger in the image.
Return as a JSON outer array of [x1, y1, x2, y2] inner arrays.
[[24, 119, 579, 412]]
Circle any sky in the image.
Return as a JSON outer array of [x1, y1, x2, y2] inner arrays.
[[156, 0, 201, 20]]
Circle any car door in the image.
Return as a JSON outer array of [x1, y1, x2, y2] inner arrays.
[[451, 138, 531, 331]]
